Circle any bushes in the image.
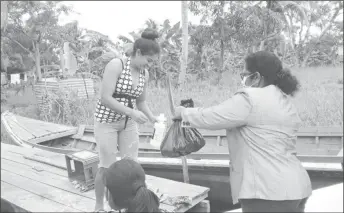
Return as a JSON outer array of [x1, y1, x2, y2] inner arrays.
[[1, 66, 342, 130], [39, 87, 96, 126]]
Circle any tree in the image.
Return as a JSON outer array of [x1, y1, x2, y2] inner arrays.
[[300, 1, 343, 67], [178, 1, 189, 88], [189, 1, 232, 71], [76, 29, 121, 77], [118, 18, 182, 85], [2, 1, 73, 80], [1, 1, 8, 31]]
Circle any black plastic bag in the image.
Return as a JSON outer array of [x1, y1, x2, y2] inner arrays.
[[160, 99, 206, 158]]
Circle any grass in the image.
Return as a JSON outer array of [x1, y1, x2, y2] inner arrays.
[[147, 66, 343, 127], [1, 66, 343, 145]]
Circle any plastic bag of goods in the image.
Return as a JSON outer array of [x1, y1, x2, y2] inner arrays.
[[160, 99, 206, 157]]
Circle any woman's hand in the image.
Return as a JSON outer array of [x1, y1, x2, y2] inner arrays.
[[149, 115, 159, 124], [130, 109, 149, 124], [172, 106, 185, 120]]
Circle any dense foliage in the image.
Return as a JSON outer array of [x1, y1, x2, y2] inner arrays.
[[1, 1, 343, 84]]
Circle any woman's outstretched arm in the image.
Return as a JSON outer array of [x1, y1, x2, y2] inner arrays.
[[179, 91, 252, 130]]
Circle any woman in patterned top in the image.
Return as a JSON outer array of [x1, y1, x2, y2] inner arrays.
[[94, 28, 160, 212], [173, 51, 312, 212]]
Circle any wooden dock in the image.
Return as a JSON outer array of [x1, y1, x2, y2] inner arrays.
[[226, 183, 343, 212], [1, 143, 210, 212]]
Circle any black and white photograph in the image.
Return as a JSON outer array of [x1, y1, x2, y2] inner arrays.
[[1, 1, 343, 212]]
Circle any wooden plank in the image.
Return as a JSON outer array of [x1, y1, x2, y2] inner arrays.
[[73, 134, 96, 143], [147, 175, 208, 196], [198, 127, 343, 137], [1, 144, 209, 213], [2, 146, 67, 177], [18, 148, 209, 197], [1, 159, 95, 199], [1, 143, 342, 174], [188, 200, 210, 213], [2, 143, 342, 170], [1, 182, 81, 212], [5, 117, 35, 141], [16, 114, 76, 134], [16, 116, 51, 136], [178, 192, 208, 213], [1, 170, 95, 212], [1, 143, 68, 161], [34, 79, 95, 102], [0, 159, 175, 213], [2, 153, 67, 177], [24, 154, 67, 170], [139, 142, 160, 151], [29, 129, 78, 144], [3, 112, 77, 141]]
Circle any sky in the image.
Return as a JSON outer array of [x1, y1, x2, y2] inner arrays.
[[59, 1, 201, 42], [59, 1, 343, 44]]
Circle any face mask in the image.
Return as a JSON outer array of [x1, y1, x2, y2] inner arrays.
[[241, 72, 260, 88]]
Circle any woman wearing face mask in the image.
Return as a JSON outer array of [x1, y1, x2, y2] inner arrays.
[[93, 28, 160, 212], [104, 158, 161, 213], [174, 51, 312, 212]]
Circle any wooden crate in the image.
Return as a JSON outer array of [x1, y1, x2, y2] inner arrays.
[[65, 150, 99, 192], [33, 78, 95, 110]]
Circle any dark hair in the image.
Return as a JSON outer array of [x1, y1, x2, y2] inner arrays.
[[132, 28, 160, 56], [245, 51, 300, 96], [104, 158, 161, 213]]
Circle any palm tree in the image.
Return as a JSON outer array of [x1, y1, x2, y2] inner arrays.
[[267, 1, 309, 51], [241, 1, 309, 53], [118, 18, 182, 85]]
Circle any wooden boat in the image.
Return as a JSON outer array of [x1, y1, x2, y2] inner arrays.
[[1, 111, 343, 212]]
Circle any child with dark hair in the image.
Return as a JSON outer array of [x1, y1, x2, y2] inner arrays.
[[103, 158, 161, 213], [1, 198, 29, 212], [173, 51, 311, 212]]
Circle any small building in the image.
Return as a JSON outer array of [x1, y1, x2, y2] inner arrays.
[[336, 46, 343, 63], [1, 72, 7, 85], [5, 67, 28, 84]]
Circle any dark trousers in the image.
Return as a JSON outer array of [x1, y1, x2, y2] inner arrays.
[[239, 197, 309, 212]]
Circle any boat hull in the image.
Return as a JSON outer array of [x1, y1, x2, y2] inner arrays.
[[2, 111, 343, 211], [141, 163, 343, 212]]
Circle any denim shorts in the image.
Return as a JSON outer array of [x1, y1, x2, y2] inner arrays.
[[94, 119, 139, 168]]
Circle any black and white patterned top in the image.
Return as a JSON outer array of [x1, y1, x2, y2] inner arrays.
[[94, 58, 146, 124]]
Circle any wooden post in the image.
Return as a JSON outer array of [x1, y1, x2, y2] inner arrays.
[[167, 74, 190, 184], [181, 156, 190, 183]]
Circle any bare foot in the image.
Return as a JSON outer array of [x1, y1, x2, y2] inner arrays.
[[94, 203, 105, 212]]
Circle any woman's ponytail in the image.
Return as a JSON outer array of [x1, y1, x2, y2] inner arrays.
[[274, 68, 300, 96], [127, 187, 161, 213]]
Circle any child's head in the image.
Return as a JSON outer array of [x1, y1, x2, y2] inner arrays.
[[104, 157, 161, 213]]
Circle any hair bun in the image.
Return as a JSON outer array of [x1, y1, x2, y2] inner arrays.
[[141, 28, 159, 41]]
